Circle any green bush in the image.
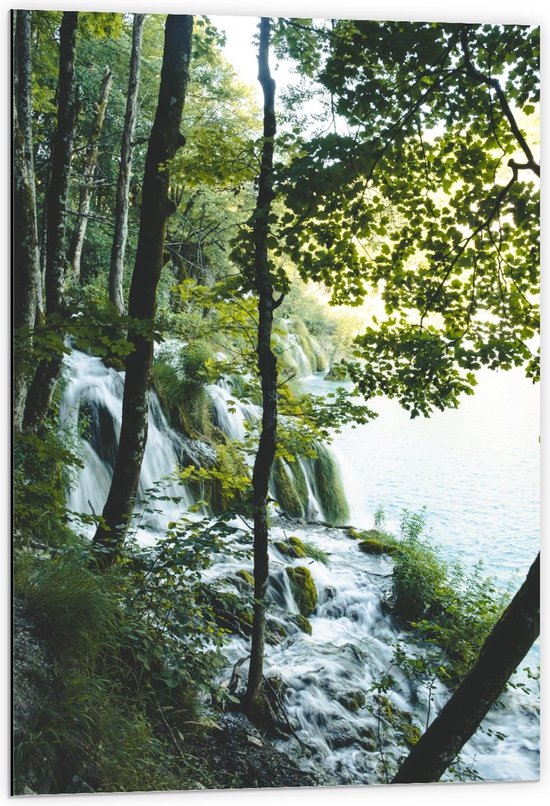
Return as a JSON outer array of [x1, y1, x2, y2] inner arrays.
[[386, 509, 509, 683]]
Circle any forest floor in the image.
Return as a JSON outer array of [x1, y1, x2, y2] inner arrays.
[[186, 712, 321, 790]]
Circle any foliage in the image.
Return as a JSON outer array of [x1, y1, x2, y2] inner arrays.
[[13, 514, 242, 794], [366, 508, 510, 685], [275, 20, 539, 415]]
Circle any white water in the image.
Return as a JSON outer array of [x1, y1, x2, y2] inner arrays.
[[61, 348, 540, 785], [60, 349, 194, 542]]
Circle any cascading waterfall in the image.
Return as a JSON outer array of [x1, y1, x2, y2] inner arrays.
[[60, 349, 195, 541], [61, 348, 539, 785], [217, 521, 539, 784]]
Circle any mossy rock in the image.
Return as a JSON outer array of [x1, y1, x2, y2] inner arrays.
[[266, 617, 289, 646], [236, 569, 254, 587], [274, 536, 307, 559], [346, 527, 363, 540], [359, 538, 388, 555], [286, 566, 318, 617], [274, 541, 292, 556], [271, 459, 306, 519], [310, 444, 349, 525], [402, 722, 422, 748], [294, 614, 312, 635], [338, 691, 366, 712]]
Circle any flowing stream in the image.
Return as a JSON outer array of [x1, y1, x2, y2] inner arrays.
[[60, 347, 540, 785]]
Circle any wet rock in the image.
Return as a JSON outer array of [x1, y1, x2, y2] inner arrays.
[[266, 617, 289, 645], [236, 568, 254, 587], [285, 566, 318, 617], [326, 719, 361, 750], [338, 691, 366, 712]]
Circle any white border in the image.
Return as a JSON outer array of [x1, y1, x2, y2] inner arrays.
[[1, 1, 547, 804]]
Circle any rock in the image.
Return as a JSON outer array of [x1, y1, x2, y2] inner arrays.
[[338, 691, 366, 712], [285, 566, 318, 616], [236, 568, 254, 587], [265, 617, 289, 645]]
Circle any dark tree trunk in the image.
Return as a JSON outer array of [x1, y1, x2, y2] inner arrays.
[[92, 15, 193, 563], [13, 10, 40, 431], [109, 13, 144, 315], [68, 66, 113, 282], [392, 553, 540, 784], [23, 11, 79, 428], [244, 17, 279, 719]]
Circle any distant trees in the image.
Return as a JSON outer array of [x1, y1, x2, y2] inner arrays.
[[109, 13, 144, 314], [68, 65, 113, 282]]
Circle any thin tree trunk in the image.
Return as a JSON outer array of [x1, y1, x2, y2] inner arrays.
[[392, 552, 540, 784], [23, 11, 79, 428], [244, 17, 280, 719], [13, 10, 40, 431], [92, 15, 193, 564], [109, 13, 144, 314], [68, 66, 113, 282]]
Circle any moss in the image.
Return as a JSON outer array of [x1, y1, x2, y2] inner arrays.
[[274, 536, 307, 558], [289, 460, 309, 507], [286, 566, 318, 617], [288, 536, 307, 557], [346, 527, 363, 540], [236, 569, 254, 587], [359, 535, 398, 555], [294, 614, 312, 634], [311, 444, 349, 525], [402, 722, 422, 748], [271, 459, 305, 519]]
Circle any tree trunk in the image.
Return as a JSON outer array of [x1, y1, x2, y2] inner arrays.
[[23, 11, 79, 429], [13, 10, 40, 431], [68, 66, 113, 282], [92, 15, 193, 564], [109, 13, 144, 315], [392, 552, 540, 784], [244, 17, 279, 719]]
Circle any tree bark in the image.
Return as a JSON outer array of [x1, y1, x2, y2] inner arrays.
[[392, 552, 540, 784], [92, 15, 193, 563], [245, 17, 279, 717], [109, 13, 144, 315], [23, 11, 79, 429], [68, 66, 113, 282], [13, 10, 40, 431]]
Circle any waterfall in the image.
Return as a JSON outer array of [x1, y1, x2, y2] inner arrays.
[[217, 520, 539, 785], [60, 349, 194, 540], [58, 349, 538, 784]]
